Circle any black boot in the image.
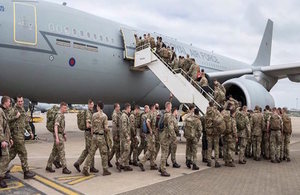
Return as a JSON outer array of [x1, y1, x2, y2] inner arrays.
[[62, 168, 72, 174], [173, 162, 181, 168], [24, 171, 36, 179], [108, 161, 113, 168], [46, 167, 55, 173], [0, 178, 7, 188], [90, 167, 99, 173], [186, 160, 191, 169], [138, 163, 145, 172], [192, 164, 199, 170], [73, 162, 81, 172]]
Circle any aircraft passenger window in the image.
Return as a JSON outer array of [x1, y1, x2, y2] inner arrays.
[[99, 35, 103, 41], [111, 38, 114, 43], [94, 34, 97, 40], [56, 25, 62, 33], [73, 29, 77, 35], [49, 23, 55, 31], [106, 37, 109, 42], [64, 27, 70, 35], [87, 32, 91, 38], [80, 30, 84, 37]]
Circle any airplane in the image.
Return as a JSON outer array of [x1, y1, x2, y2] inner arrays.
[[0, 0, 300, 112]]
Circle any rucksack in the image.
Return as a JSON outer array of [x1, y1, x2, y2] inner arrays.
[[222, 111, 232, 134], [46, 105, 60, 132], [158, 111, 165, 131], [270, 114, 281, 130], [214, 111, 225, 134], [184, 116, 194, 138], [236, 112, 246, 130], [77, 110, 87, 131], [142, 118, 149, 134]]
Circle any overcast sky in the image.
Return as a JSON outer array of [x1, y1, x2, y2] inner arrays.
[[48, 0, 300, 109]]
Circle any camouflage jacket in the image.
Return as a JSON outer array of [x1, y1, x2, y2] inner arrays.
[[263, 110, 272, 132], [6, 105, 31, 139], [236, 112, 251, 138], [251, 111, 264, 136], [150, 111, 157, 131], [120, 111, 130, 141], [171, 114, 179, 136], [187, 63, 198, 80], [163, 111, 176, 138], [199, 76, 208, 87], [55, 112, 65, 134], [282, 113, 292, 134], [92, 110, 108, 135], [129, 112, 137, 138], [193, 115, 202, 140], [111, 110, 121, 136], [0, 107, 11, 143], [86, 109, 93, 129]]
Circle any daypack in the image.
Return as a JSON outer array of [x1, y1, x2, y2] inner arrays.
[[77, 110, 87, 131], [236, 112, 246, 130], [282, 114, 292, 134], [158, 111, 165, 131], [270, 114, 281, 130], [222, 111, 232, 134], [214, 111, 225, 134], [142, 118, 149, 134], [155, 112, 161, 128], [46, 105, 60, 132], [184, 116, 194, 138]]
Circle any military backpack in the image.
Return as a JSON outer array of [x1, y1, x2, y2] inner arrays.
[[222, 111, 232, 134], [282, 115, 292, 134], [214, 111, 226, 134], [158, 111, 165, 132], [46, 105, 60, 132], [270, 114, 281, 130], [77, 110, 87, 131]]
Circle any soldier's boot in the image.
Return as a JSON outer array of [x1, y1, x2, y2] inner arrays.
[[150, 165, 158, 170], [227, 162, 235, 167], [166, 162, 170, 167], [102, 169, 111, 176], [215, 162, 221, 168], [62, 168, 72, 174], [287, 157, 291, 162], [224, 162, 229, 167], [239, 160, 246, 164], [138, 163, 145, 172], [0, 178, 7, 188], [132, 161, 139, 167], [123, 166, 133, 172], [161, 171, 170, 177], [115, 162, 120, 168], [173, 162, 181, 168], [276, 158, 281, 163], [192, 164, 199, 170], [4, 171, 11, 179], [46, 167, 55, 173], [73, 162, 81, 172], [90, 167, 99, 173], [282, 157, 287, 161], [53, 160, 62, 169], [129, 160, 133, 165], [202, 158, 208, 163], [24, 171, 36, 179], [82, 168, 90, 176], [108, 161, 113, 168], [207, 162, 212, 167], [257, 157, 261, 161], [271, 159, 277, 163], [186, 160, 191, 169]]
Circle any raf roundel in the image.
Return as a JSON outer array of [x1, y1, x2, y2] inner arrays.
[[69, 57, 76, 67]]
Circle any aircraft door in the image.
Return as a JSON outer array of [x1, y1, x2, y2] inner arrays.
[[120, 27, 137, 60], [13, 2, 37, 46]]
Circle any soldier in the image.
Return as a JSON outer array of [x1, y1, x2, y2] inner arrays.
[[148, 33, 156, 49], [74, 99, 99, 173], [82, 101, 111, 176], [46, 102, 71, 174], [7, 96, 36, 178], [178, 56, 185, 70], [187, 59, 198, 81], [224, 95, 239, 111], [214, 86, 225, 107], [222, 103, 237, 167], [281, 107, 292, 162], [170, 54, 179, 70], [0, 96, 13, 188], [214, 79, 226, 94], [109, 103, 121, 167], [236, 106, 251, 164], [183, 54, 193, 72], [201, 115, 208, 163], [205, 102, 221, 168], [263, 105, 272, 159], [267, 107, 283, 163], [129, 105, 140, 166], [134, 34, 141, 48], [199, 70, 208, 87], [166, 107, 181, 168], [184, 105, 195, 168], [251, 106, 264, 161], [156, 37, 162, 53], [137, 106, 149, 159], [118, 103, 133, 171], [245, 110, 253, 158], [159, 102, 175, 177], [143, 34, 149, 45], [138, 105, 158, 171], [150, 105, 160, 161]]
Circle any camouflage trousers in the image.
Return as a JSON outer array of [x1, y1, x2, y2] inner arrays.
[[0, 147, 10, 178], [270, 130, 282, 161], [167, 137, 178, 164], [281, 133, 291, 159], [252, 135, 262, 159], [160, 132, 173, 172], [47, 134, 67, 169], [153, 129, 160, 160], [246, 139, 252, 157], [186, 138, 198, 164], [202, 132, 208, 160], [262, 132, 270, 158], [141, 134, 156, 166], [223, 135, 235, 163], [207, 135, 220, 163], [129, 136, 139, 163], [75, 131, 94, 167], [10, 138, 30, 172], [83, 134, 108, 172], [120, 137, 131, 167], [238, 137, 247, 162], [137, 134, 147, 157], [109, 135, 120, 163]]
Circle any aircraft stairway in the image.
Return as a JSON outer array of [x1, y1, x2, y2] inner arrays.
[[134, 44, 221, 114]]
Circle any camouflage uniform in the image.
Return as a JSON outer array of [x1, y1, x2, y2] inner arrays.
[[251, 110, 264, 159], [151, 111, 160, 160], [245, 113, 253, 158], [268, 113, 283, 161], [140, 113, 156, 167], [129, 112, 139, 164], [137, 112, 148, 158], [7, 105, 32, 172], [109, 110, 121, 163], [47, 112, 67, 169], [119, 111, 131, 167], [83, 111, 109, 172], [187, 63, 198, 81], [182, 58, 193, 72], [222, 110, 237, 164], [199, 76, 208, 87], [206, 107, 221, 165], [0, 107, 11, 178], [167, 114, 179, 164], [160, 111, 176, 172], [262, 110, 271, 159], [214, 88, 225, 107], [75, 109, 95, 168], [281, 113, 292, 160], [201, 116, 208, 162], [236, 111, 251, 162]]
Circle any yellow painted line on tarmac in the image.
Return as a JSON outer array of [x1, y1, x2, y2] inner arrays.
[[34, 175, 82, 195], [56, 175, 84, 181], [55, 174, 96, 185], [67, 175, 95, 185], [0, 181, 24, 191]]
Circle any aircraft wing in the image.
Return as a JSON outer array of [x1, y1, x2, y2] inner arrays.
[[260, 63, 300, 79]]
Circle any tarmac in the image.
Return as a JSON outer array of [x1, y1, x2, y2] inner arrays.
[[2, 113, 300, 195]]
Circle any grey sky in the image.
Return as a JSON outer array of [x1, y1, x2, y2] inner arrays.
[[48, 0, 300, 109]]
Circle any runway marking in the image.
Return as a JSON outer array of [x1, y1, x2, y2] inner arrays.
[[55, 174, 96, 185], [0, 181, 24, 191]]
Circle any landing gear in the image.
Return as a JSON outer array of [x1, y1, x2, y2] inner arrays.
[[29, 102, 37, 140]]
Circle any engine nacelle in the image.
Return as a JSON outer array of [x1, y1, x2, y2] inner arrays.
[[223, 78, 275, 110], [288, 74, 300, 82]]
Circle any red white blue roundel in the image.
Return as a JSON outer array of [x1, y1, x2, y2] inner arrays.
[[69, 57, 76, 67]]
